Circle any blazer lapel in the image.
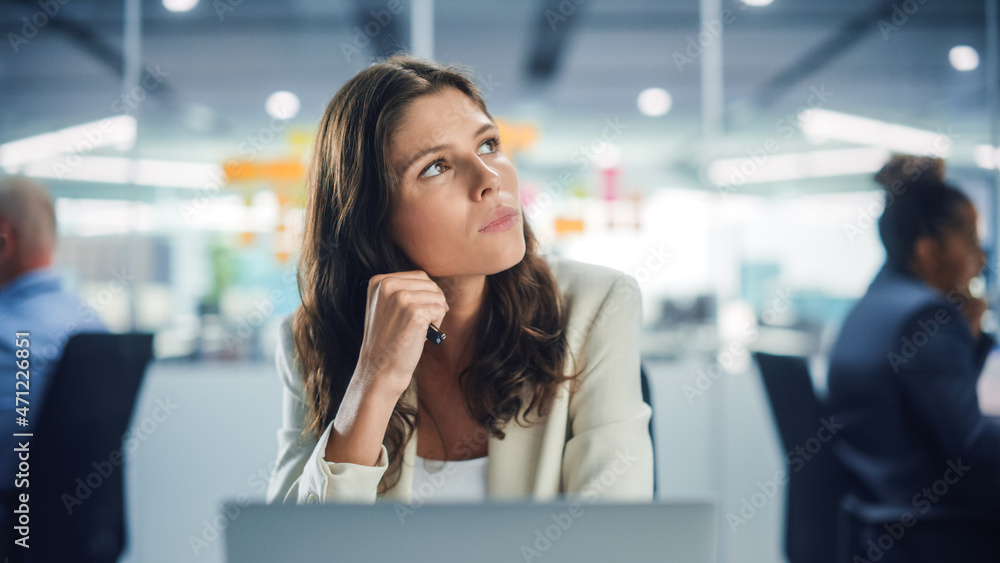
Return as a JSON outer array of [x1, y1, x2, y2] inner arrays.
[[487, 419, 541, 498], [488, 385, 570, 500]]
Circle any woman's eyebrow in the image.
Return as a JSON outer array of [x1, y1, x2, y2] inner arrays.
[[400, 122, 498, 173], [401, 143, 447, 174], [472, 122, 497, 138]]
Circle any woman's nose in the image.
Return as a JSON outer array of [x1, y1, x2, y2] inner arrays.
[[471, 158, 501, 199]]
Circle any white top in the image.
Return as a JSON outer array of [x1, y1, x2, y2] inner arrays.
[[409, 454, 489, 504]]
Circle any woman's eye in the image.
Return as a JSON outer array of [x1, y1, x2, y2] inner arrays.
[[420, 161, 446, 178], [478, 138, 498, 155]]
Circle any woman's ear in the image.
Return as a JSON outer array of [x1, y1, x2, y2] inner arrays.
[[0, 222, 13, 257], [910, 236, 939, 278]]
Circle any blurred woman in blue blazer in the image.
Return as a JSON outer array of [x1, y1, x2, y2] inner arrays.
[[828, 154, 1000, 560]]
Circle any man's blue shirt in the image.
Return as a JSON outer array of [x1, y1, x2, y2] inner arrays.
[[0, 268, 107, 486]]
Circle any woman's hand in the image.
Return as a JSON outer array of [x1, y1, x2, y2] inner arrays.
[[952, 284, 987, 340], [355, 270, 449, 400], [326, 270, 448, 467], [962, 294, 988, 340]]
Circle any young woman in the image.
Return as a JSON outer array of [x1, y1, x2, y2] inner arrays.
[[827, 155, 1000, 557], [266, 56, 653, 505]]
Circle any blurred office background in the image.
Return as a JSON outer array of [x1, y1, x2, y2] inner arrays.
[[2, 0, 999, 561]]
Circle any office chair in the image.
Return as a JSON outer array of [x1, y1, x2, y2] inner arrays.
[[640, 365, 655, 494], [13, 333, 154, 563], [836, 494, 1000, 563], [754, 352, 844, 563]]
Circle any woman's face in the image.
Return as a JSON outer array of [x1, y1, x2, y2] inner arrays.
[[918, 202, 985, 294], [388, 87, 525, 278]]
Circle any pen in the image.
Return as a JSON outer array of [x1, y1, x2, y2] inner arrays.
[[426, 323, 446, 345]]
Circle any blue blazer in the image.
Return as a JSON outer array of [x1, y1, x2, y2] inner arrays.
[[827, 263, 1000, 508]]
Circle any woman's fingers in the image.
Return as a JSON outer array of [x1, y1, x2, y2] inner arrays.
[[367, 271, 440, 301], [354, 270, 451, 396]]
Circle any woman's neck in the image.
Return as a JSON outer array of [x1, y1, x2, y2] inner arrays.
[[421, 273, 486, 373]]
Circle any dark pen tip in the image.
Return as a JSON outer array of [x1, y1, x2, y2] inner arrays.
[[426, 323, 446, 345]]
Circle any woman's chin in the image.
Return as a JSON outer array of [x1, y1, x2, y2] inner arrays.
[[466, 248, 527, 277], [418, 239, 526, 278], [495, 240, 527, 272]]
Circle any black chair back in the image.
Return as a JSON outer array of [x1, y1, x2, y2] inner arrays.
[[754, 352, 845, 563], [640, 365, 655, 494], [836, 494, 1000, 563], [14, 333, 153, 563]]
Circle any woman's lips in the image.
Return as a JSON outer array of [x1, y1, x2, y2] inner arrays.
[[479, 211, 518, 233]]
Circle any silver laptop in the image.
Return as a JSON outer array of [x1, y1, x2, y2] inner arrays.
[[225, 499, 717, 562]]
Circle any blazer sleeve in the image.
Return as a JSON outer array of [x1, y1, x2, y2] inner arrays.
[[561, 274, 655, 501], [973, 332, 995, 375], [265, 315, 390, 505], [894, 305, 1000, 480]]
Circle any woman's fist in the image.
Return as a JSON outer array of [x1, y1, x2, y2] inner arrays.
[[354, 270, 448, 399]]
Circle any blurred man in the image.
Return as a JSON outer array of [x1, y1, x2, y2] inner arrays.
[[0, 177, 106, 484]]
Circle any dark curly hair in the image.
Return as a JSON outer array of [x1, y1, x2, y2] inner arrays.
[[875, 154, 972, 270]]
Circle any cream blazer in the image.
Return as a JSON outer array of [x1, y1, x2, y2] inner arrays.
[[265, 255, 654, 505]]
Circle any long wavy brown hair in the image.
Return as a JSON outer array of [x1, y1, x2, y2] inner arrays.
[[294, 55, 577, 493]]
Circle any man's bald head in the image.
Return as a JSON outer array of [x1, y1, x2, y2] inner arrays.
[[0, 177, 57, 286], [0, 176, 57, 256]]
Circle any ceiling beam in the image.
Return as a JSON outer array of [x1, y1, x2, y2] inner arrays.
[[8, 0, 178, 111], [354, 0, 408, 61], [525, 0, 586, 82], [747, 0, 908, 112]]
